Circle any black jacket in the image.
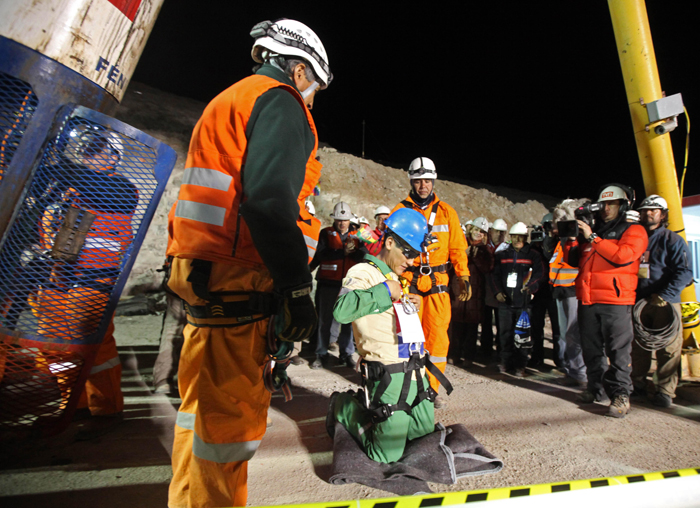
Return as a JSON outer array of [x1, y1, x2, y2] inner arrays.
[[492, 243, 545, 308]]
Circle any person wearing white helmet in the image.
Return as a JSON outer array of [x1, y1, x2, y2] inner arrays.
[[492, 222, 545, 377], [564, 183, 648, 419], [392, 157, 470, 408], [166, 19, 331, 507], [449, 217, 494, 365], [482, 218, 508, 360], [309, 202, 364, 370], [367, 205, 391, 256], [631, 195, 693, 407]]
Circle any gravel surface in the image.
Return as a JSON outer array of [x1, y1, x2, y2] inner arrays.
[[1, 314, 699, 508]]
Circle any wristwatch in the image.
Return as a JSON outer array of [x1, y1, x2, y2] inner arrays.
[[588, 233, 598, 242]]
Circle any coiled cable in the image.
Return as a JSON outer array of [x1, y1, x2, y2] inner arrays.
[[633, 298, 682, 351]]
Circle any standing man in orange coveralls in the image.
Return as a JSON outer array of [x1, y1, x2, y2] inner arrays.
[[165, 19, 332, 508], [392, 157, 471, 408]]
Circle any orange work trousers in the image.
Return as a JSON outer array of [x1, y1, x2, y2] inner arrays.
[[417, 291, 451, 392], [167, 258, 273, 508], [78, 320, 124, 415]]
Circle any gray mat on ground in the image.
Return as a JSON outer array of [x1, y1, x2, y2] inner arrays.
[[328, 422, 503, 495]]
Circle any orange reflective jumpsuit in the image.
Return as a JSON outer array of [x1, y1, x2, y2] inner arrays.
[[33, 161, 135, 416], [166, 65, 321, 508], [392, 194, 468, 391]]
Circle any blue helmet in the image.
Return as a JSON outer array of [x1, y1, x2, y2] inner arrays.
[[383, 208, 428, 254]]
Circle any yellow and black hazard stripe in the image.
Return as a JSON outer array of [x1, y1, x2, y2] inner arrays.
[[253, 468, 699, 508]]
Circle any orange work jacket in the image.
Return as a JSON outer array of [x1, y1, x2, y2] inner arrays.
[[167, 74, 322, 267], [549, 241, 577, 287], [392, 194, 469, 294]]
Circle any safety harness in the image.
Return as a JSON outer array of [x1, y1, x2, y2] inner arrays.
[[399, 200, 449, 297], [181, 258, 293, 400], [358, 259, 453, 423], [360, 352, 452, 423]]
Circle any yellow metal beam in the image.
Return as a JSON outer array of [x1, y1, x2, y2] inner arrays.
[[608, 0, 697, 340]]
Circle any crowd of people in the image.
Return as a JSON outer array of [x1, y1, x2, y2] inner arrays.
[[53, 17, 691, 508]]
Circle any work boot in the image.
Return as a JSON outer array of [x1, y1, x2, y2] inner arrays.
[[497, 364, 508, 374], [339, 355, 357, 369], [434, 396, 447, 409], [652, 392, 672, 408], [311, 354, 328, 370], [513, 368, 526, 378], [606, 394, 631, 418], [289, 355, 304, 366], [326, 391, 340, 439], [75, 412, 123, 441], [557, 376, 587, 388], [577, 390, 609, 404]]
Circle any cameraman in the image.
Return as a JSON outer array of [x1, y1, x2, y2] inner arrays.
[[563, 184, 648, 418]]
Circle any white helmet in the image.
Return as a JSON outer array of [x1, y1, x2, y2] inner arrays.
[[472, 217, 490, 232], [509, 222, 528, 235], [304, 200, 316, 216], [359, 216, 370, 225], [407, 157, 437, 180], [638, 194, 668, 210], [492, 218, 508, 232], [250, 19, 333, 88], [374, 205, 391, 217], [350, 213, 359, 225], [599, 185, 630, 204], [330, 202, 352, 220]]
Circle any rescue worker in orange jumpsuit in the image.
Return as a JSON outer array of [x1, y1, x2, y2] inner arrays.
[[32, 126, 134, 439], [165, 19, 332, 508], [392, 157, 470, 408]]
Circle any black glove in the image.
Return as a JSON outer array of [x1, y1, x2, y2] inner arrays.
[[274, 282, 317, 342]]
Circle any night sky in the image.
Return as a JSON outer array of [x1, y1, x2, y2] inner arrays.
[[132, 2, 699, 203]]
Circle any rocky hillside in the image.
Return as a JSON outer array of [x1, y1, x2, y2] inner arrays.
[[116, 83, 555, 295]]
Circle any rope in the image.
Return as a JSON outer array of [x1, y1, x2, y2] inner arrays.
[[633, 299, 681, 351]]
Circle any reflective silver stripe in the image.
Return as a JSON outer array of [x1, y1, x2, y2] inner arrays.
[[84, 237, 123, 251], [320, 264, 338, 271], [304, 235, 318, 249], [432, 224, 449, 233], [176, 411, 196, 430], [90, 356, 120, 375], [430, 356, 447, 363], [307, 245, 315, 258], [193, 433, 260, 464], [175, 200, 226, 227], [182, 167, 232, 191], [555, 268, 579, 274]]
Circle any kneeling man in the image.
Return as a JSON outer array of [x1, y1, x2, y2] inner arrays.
[[327, 208, 451, 463]]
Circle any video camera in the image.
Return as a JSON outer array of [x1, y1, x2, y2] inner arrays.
[[574, 202, 603, 226], [530, 225, 545, 243]]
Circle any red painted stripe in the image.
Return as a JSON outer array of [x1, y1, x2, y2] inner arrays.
[[107, 0, 142, 22]]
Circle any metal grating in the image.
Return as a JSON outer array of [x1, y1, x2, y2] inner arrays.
[[0, 110, 161, 433], [0, 71, 39, 180]]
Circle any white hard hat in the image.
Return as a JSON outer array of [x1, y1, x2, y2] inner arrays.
[[374, 205, 391, 217], [250, 19, 332, 88], [638, 194, 668, 210], [359, 216, 369, 225], [509, 222, 528, 235], [330, 202, 352, 220], [350, 213, 359, 225], [407, 157, 437, 180], [304, 200, 316, 215], [599, 185, 629, 204], [471, 217, 490, 232], [492, 218, 508, 232]]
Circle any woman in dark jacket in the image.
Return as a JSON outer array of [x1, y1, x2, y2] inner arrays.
[[448, 217, 494, 365]]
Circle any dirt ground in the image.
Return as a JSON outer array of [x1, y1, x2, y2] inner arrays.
[[1, 313, 700, 507]]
